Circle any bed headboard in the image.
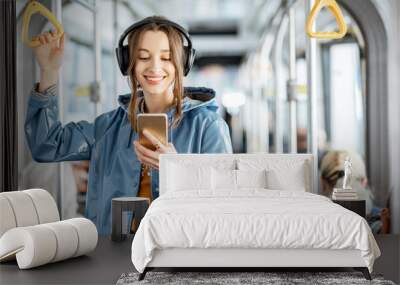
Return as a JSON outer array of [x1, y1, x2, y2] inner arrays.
[[159, 154, 314, 195]]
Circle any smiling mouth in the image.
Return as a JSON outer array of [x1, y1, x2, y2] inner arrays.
[[144, 75, 166, 84]]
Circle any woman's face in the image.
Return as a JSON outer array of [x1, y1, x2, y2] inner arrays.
[[135, 30, 176, 96]]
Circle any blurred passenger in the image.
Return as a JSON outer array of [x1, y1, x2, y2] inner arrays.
[[296, 127, 328, 167], [296, 127, 308, 153], [320, 150, 389, 233]]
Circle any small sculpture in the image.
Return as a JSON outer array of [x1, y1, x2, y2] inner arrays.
[[342, 156, 353, 189]]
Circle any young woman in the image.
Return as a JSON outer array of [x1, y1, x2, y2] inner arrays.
[[25, 16, 233, 235]]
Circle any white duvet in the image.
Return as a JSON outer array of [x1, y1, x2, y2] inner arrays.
[[131, 189, 380, 273]]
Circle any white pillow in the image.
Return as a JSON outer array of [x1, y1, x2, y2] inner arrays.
[[211, 169, 268, 190], [236, 169, 268, 188], [211, 168, 236, 190], [266, 169, 306, 191], [237, 158, 308, 191], [167, 162, 212, 191]]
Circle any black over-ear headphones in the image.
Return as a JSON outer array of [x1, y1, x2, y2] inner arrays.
[[115, 17, 196, 77]]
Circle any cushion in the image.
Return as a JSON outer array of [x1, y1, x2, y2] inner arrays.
[[211, 169, 268, 190], [266, 169, 306, 191], [167, 162, 212, 191], [236, 169, 268, 188], [160, 155, 237, 195], [211, 168, 236, 190], [237, 158, 308, 191]]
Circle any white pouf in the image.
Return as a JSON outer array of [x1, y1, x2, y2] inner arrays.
[[0, 218, 98, 269], [0, 189, 98, 269]]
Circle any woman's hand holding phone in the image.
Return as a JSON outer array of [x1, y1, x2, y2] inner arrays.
[[133, 129, 177, 170]]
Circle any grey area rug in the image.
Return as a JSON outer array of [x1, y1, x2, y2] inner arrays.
[[117, 271, 396, 285]]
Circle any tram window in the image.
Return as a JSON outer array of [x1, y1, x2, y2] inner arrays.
[[325, 42, 365, 157], [63, 42, 117, 119], [63, 41, 95, 122]]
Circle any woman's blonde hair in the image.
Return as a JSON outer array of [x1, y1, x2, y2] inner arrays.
[[126, 16, 185, 131]]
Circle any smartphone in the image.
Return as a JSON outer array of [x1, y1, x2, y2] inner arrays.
[[137, 113, 168, 151]]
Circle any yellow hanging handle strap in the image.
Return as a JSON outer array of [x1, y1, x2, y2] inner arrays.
[[306, 0, 347, 39], [21, 0, 64, 48]]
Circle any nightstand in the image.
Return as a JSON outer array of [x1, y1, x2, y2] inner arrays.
[[332, 199, 366, 218]]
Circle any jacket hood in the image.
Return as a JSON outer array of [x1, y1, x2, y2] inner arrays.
[[117, 87, 219, 117]]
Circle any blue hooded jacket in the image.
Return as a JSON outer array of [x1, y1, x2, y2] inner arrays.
[[25, 85, 233, 235]]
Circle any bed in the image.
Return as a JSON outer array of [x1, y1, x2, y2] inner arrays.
[[131, 154, 380, 281]]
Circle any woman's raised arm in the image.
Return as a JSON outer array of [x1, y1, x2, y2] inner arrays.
[[25, 85, 95, 162], [25, 31, 95, 162]]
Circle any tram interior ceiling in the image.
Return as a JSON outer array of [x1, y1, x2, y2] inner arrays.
[[1, 0, 399, 282]]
